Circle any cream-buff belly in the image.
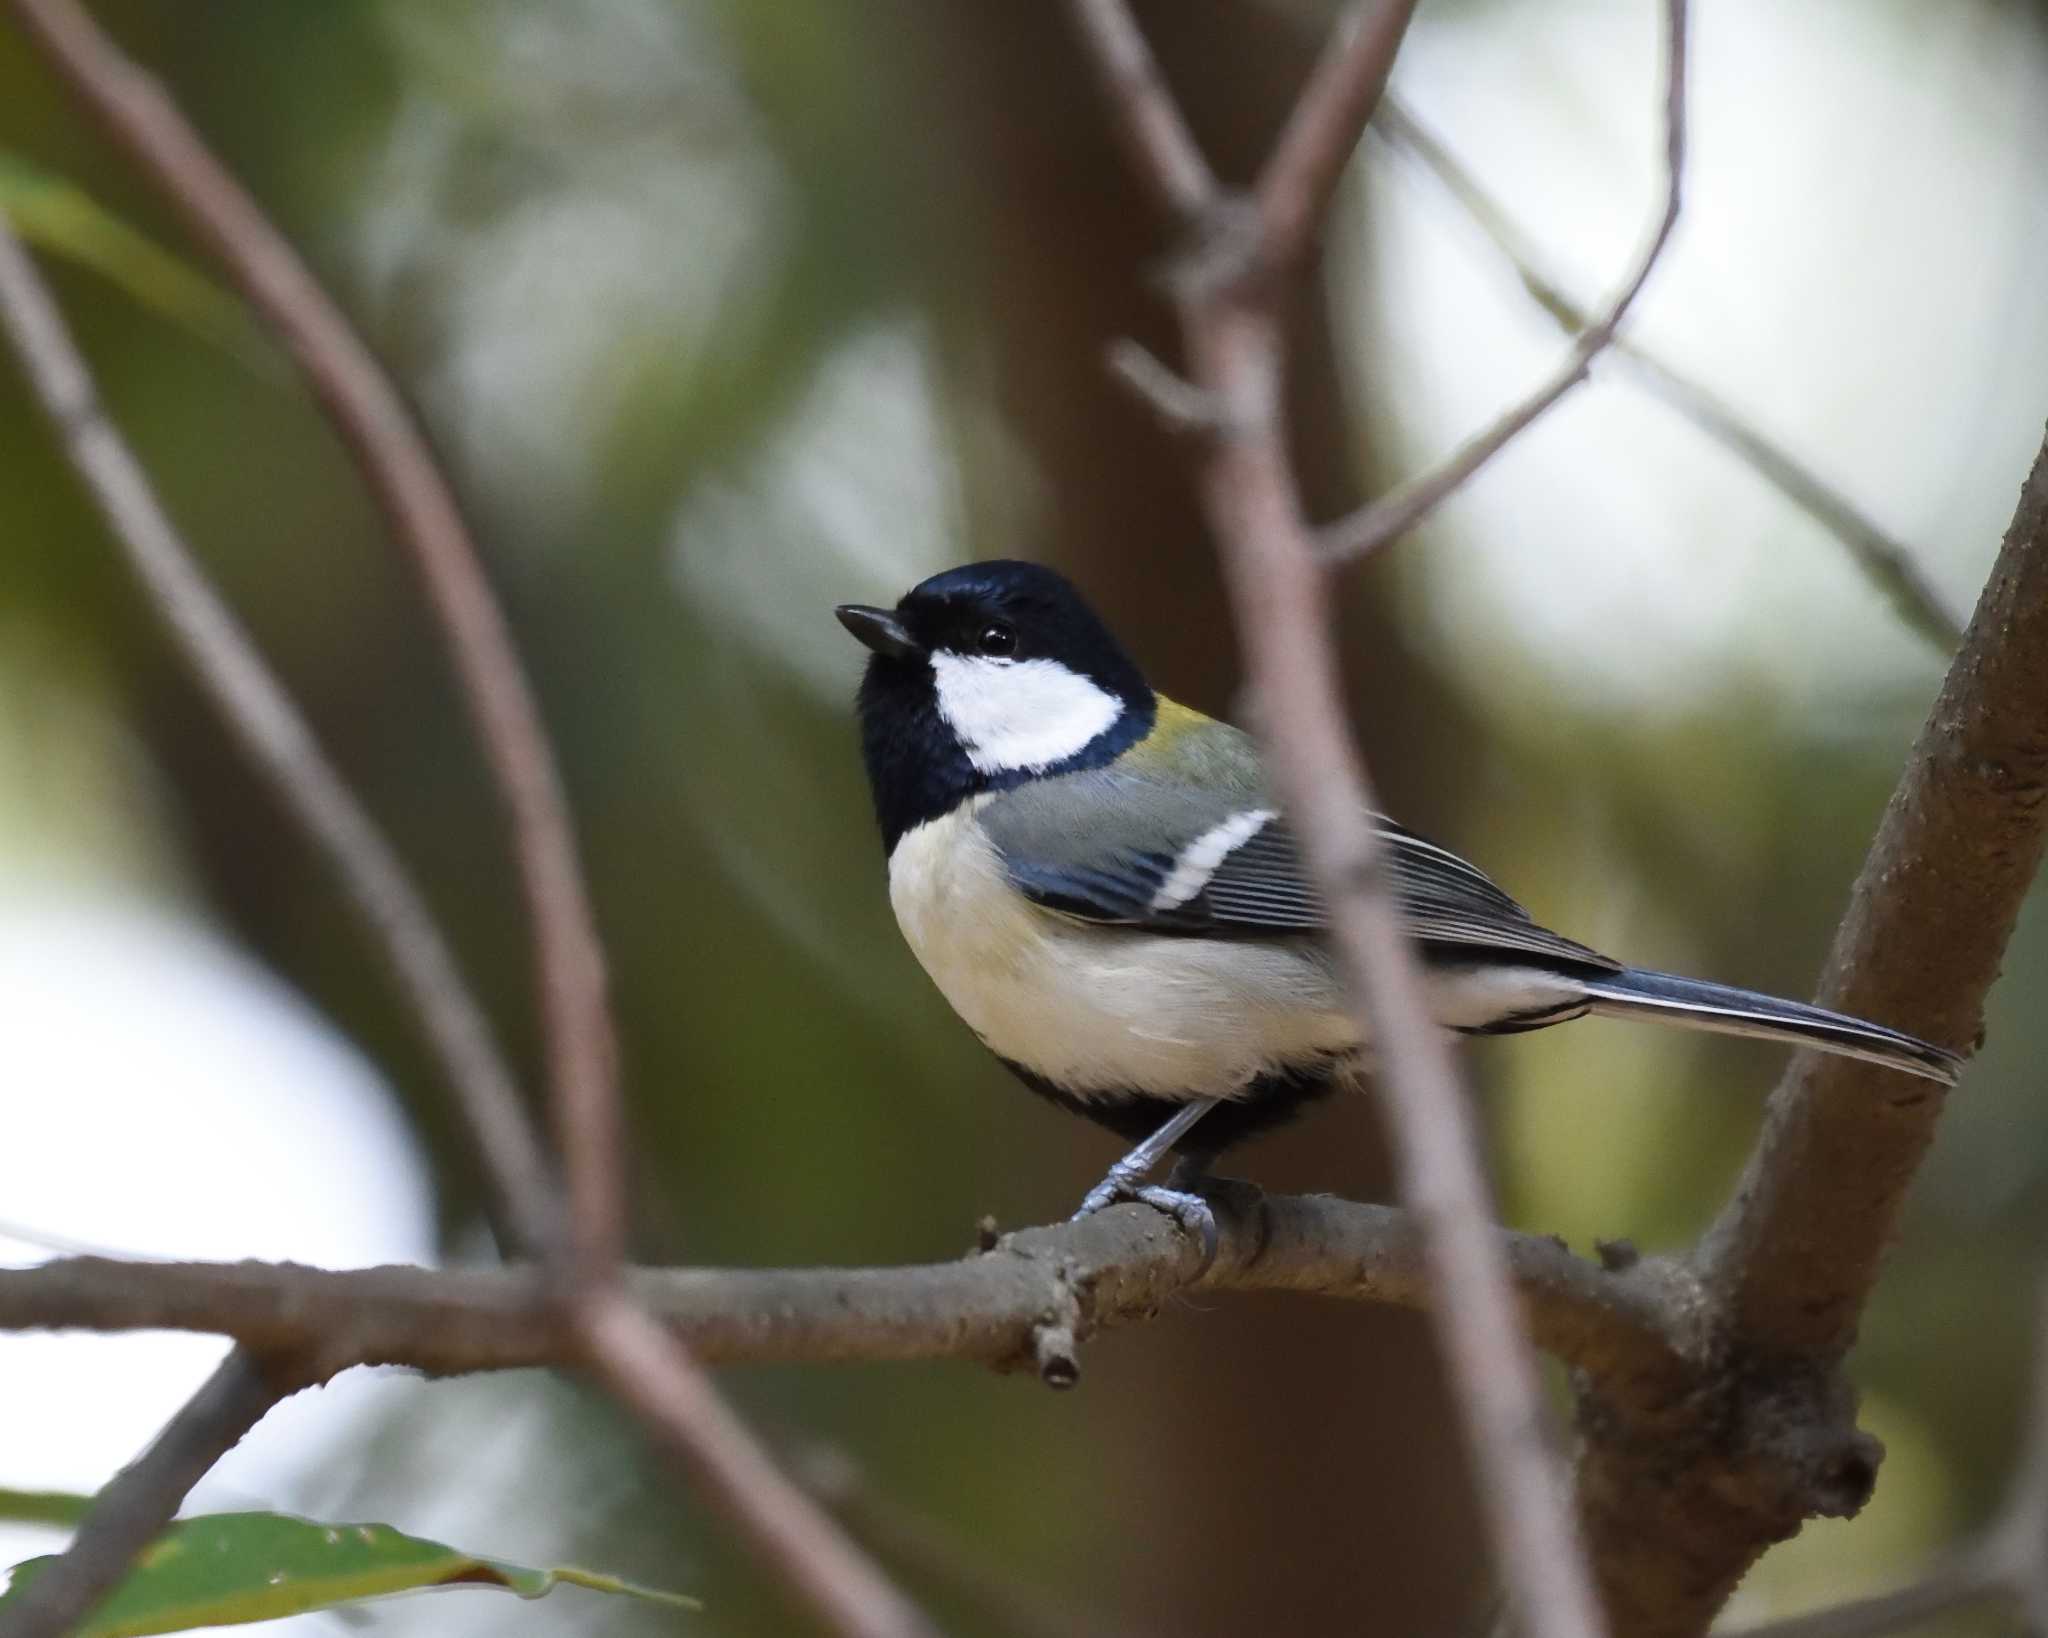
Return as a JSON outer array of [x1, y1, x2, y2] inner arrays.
[[887, 804, 1588, 1098], [887, 804, 1357, 1100]]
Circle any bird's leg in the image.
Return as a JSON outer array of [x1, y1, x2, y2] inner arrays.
[[1071, 1098, 1222, 1266]]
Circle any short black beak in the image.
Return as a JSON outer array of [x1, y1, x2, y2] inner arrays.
[[835, 604, 923, 660]]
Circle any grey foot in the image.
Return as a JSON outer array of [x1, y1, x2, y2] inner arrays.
[[1071, 1177, 1219, 1269]]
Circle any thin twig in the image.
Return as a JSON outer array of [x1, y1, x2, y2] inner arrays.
[[1372, 97, 1964, 654], [580, 1297, 939, 1638], [1257, 0, 1421, 273], [1716, 1555, 2001, 1638], [0, 212, 554, 1254], [0, 1349, 308, 1638], [0, 1195, 1697, 1386], [1067, 2, 1610, 1634], [1065, 0, 1217, 221], [797, 1442, 1137, 1638], [1319, 0, 1688, 565], [5, 0, 621, 1277], [5, 7, 939, 1633], [1106, 337, 1226, 432], [1195, 313, 1609, 1638]]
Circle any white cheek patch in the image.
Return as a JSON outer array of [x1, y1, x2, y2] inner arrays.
[[930, 653, 1124, 776], [1149, 808, 1277, 911]]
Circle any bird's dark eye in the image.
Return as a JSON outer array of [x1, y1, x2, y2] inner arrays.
[[976, 621, 1017, 657]]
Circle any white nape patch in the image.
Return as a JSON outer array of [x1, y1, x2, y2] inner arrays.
[[930, 652, 1123, 775], [1150, 808, 1277, 911]]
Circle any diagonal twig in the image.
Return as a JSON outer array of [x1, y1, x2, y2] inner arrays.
[[0, 209, 555, 1257], [1066, 0, 1217, 221], [0, 1350, 311, 1638], [1319, 0, 1688, 565], [10, 0, 621, 1279], [1371, 96, 1964, 654], [5, 4, 936, 1634], [1256, 0, 1419, 273], [797, 1441, 1141, 1638], [1068, 4, 1609, 1635]]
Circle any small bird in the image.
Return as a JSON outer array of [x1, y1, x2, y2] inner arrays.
[[838, 560, 1962, 1243]]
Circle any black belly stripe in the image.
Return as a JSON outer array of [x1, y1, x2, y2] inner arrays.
[[994, 1055, 1349, 1157]]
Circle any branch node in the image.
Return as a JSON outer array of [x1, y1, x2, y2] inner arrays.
[[1106, 338, 1228, 435], [1031, 1275, 1086, 1391]]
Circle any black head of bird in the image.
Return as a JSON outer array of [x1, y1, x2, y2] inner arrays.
[[837, 559, 1155, 852]]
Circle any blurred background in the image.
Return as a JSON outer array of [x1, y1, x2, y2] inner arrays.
[[1, 1, 2045, 1632]]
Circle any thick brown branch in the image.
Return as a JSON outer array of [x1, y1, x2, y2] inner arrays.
[[1699, 427, 2048, 1353], [0, 1197, 1692, 1387], [0, 216, 553, 1254], [0, 1350, 308, 1638], [1722, 1285, 2048, 1638], [1320, 0, 1688, 565], [1572, 427, 2048, 1634]]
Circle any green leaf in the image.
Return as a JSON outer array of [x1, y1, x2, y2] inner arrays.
[[0, 1490, 93, 1528], [0, 153, 275, 374], [0, 1511, 697, 1635]]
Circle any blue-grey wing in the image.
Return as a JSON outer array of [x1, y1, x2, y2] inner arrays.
[[978, 768, 1617, 971]]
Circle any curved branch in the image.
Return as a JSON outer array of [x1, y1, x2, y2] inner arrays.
[[0, 211, 553, 1258], [4, 0, 619, 1261], [1369, 97, 1964, 654], [0, 1196, 1692, 1388], [4, 5, 940, 1631], [1694, 425, 2048, 1354], [1319, 0, 1688, 565], [1573, 425, 2048, 1635]]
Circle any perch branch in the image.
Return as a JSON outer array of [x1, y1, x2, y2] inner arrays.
[[0, 1195, 1695, 1389], [1319, 0, 1688, 565], [1370, 96, 1964, 653]]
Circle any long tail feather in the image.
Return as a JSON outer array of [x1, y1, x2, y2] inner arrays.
[[1579, 968, 1963, 1085]]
